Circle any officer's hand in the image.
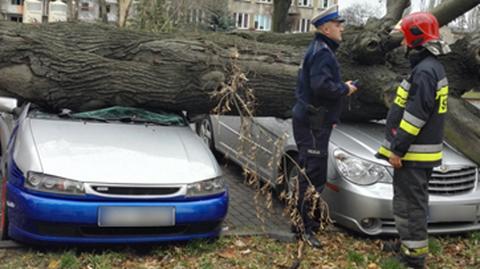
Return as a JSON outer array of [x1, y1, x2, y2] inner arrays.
[[388, 153, 403, 169], [345, 81, 358, 96]]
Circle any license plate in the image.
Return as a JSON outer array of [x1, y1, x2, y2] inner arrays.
[[98, 206, 175, 227], [429, 205, 476, 222]]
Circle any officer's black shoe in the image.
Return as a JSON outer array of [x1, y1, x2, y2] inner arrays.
[[303, 232, 322, 249], [382, 240, 401, 253]]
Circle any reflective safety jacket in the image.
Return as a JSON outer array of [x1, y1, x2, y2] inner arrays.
[[377, 51, 448, 168]]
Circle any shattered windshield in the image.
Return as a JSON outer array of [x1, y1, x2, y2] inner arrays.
[[32, 106, 187, 126]]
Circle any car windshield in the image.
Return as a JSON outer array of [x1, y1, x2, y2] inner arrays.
[[31, 106, 187, 126]]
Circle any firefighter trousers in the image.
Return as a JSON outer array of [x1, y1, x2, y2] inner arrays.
[[393, 167, 433, 266]]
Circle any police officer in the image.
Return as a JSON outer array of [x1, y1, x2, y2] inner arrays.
[[377, 12, 450, 269], [292, 4, 358, 248]]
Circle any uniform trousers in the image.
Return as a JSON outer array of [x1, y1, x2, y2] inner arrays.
[[292, 117, 332, 233]]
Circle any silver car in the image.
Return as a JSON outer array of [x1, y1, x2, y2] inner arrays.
[[196, 114, 480, 235]]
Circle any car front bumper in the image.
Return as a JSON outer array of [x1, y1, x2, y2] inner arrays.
[[324, 179, 480, 235], [6, 183, 228, 244]]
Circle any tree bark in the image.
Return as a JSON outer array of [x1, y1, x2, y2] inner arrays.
[[117, 0, 133, 28], [272, 0, 292, 33], [0, 19, 478, 117], [99, 0, 109, 24], [0, 1, 479, 162], [444, 97, 480, 165]]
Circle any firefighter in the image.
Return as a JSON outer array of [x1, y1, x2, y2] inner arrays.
[[377, 12, 451, 269], [291, 4, 358, 248]]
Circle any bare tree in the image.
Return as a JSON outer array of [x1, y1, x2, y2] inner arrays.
[[99, 0, 108, 23], [118, 0, 133, 27], [272, 0, 292, 33], [66, 0, 78, 21], [341, 3, 385, 26]]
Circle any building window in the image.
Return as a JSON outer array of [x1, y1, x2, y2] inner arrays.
[[106, 4, 111, 13], [254, 14, 271, 31], [11, 0, 22, 5], [298, 0, 312, 7], [256, 0, 272, 3], [26, 2, 41, 11], [10, 15, 22, 22], [323, 0, 329, 8], [81, 2, 89, 11], [233, 12, 249, 29], [298, 18, 310, 32]]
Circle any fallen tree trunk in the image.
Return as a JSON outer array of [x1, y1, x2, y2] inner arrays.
[[0, 21, 478, 118], [445, 97, 480, 165], [0, 0, 479, 163]]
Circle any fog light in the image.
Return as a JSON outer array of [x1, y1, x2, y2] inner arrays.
[[360, 218, 381, 231]]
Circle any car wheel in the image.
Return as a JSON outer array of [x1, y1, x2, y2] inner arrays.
[[277, 153, 299, 200], [196, 115, 216, 153]]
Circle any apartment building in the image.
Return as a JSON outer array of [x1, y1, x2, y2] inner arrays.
[[78, 0, 117, 23], [1, 0, 338, 33], [1, 0, 25, 22], [0, 0, 117, 23], [229, 0, 339, 32]]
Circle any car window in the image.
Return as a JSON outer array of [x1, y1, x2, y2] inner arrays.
[[30, 106, 187, 126]]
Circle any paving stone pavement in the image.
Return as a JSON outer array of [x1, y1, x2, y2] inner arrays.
[[218, 159, 295, 242]]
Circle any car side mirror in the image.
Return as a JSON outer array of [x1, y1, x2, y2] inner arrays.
[[0, 97, 18, 113]]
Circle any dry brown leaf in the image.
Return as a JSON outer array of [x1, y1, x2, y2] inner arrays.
[[47, 259, 60, 269], [240, 249, 252, 255], [234, 239, 247, 248], [218, 248, 237, 259]]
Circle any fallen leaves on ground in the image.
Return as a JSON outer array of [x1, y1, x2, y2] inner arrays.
[[0, 231, 478, 269]]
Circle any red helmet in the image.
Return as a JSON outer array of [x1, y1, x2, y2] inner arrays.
[[399, 12, 440, 48]]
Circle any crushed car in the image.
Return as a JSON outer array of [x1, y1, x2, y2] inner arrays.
[[0, 98, 228, 244]]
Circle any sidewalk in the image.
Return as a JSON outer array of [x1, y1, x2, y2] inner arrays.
[[220, 161, 295, 242]]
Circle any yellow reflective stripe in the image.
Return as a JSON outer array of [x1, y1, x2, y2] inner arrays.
[[394, 97, 406, 108], [436, 86, 448, 99], [377, 146, 442, 162], [400, 120, 420, 136], [394, 86, 409, 108], [397, 86, 409, 99], [378, 146, 391, 158], [403, 151, 442, 161], [438, 94, 448, 113], [436, 86, 448, 114], [401, 245, 429, 257]]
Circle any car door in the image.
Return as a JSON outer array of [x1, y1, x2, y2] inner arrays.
[[215, 115, 288, 183]]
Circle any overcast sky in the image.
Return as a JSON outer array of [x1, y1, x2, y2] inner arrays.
[[338, 0, 423, 14]]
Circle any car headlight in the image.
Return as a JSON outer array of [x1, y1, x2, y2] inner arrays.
[[333, 149, 392, 185], [186, 177, 226, 197], [25, 172, 85, 195]]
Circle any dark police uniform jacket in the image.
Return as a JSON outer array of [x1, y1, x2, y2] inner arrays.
[[377, 49, 448, 168], [292, 33, 348, 126]]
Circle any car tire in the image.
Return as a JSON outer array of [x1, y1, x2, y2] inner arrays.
[[276, 153, 299, 201], [195, 115, 217, 154]]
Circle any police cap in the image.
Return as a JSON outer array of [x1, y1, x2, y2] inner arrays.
[[311, 4, 345, 27]]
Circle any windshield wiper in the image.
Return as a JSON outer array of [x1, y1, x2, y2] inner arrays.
[[115, 117, 173, 125]]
